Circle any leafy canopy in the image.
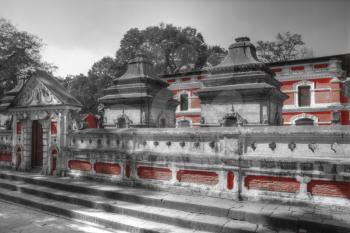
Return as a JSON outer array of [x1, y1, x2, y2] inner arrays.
[[256, 32, 313, 63], [0, 18, 55, 96], [64, 23, 227, 113]]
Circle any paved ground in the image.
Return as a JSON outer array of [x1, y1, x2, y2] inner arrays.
[[0, 200, 125, 233]]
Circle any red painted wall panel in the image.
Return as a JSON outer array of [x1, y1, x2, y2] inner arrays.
[[137, 166, 172, 180], [284, 93, 294, 105], [191, 98, 201, 109], [84, 115, 98, 128], [51, 121, 57, 135], [181, 77, 191, 81], [308, 180, 350, 198], [125, 163, 131, 178], [291, 66, 304, 71], [315, 91, 331, 104], [94, 162, 121, 175], [314, 63, 328, 69], [244, 175, 300, 193], [16, 122, 21, 135], [0, 153, 11, 162], [176, 170, 219, 185], [271, 68, 282, 73], [341, 111, 350, 125], [281, 81, 297, 91], [227, 171, 234, 190], [68, 160, 92, 171]]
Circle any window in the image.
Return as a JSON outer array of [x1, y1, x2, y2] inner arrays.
[[298, 86, 311, 107], [180, 93, 189, 111], [178, 119, 191, 128], [159, 118, 166, 128], [295, 118, 314, 126]]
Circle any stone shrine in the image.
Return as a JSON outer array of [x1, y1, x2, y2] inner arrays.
[[197, 37, 287, 126], [99, 54, 178, 128], [0, 70, 82, 173]]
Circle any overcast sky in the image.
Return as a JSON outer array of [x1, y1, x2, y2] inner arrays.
[[0, 0, 349, 77]]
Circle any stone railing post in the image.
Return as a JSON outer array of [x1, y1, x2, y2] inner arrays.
[[233, 170, 241, 199], [296, 175, 312, 200]]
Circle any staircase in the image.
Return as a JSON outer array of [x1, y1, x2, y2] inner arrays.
[[0, 170, 349, 233]]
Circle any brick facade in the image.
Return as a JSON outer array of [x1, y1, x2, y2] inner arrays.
[[161, 54, 350, 127]]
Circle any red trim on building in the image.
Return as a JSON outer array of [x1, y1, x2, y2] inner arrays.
[[244, 175, 300, 193], [290, 66, 304, 71], [16, 122, 21, 135], [137, 166, 172, 180], [308, 180, 350, 198], [94, 162, 121, 175], [0, 153, 11, 162], [83, 114, 98, 128], [181, 77, 191, 82], [271, 68, 282, 73], [341, 111, 350, 125], [227, 171, 234, 190], [176, 170, 219, 185], [51, 121, 57, 135], [167, 79, 176, 84], [68, 160, 92, 171], [314, 63, 328, 69], [125, 163, 131, 178]]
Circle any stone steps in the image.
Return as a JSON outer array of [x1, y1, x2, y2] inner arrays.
[[0, 178, 261, 233], [0, 188, 214, 233], [0, 171, 275, 233], [0, 170, 349, 233]]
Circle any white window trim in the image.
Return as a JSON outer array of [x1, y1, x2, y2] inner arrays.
[[294, 80, 315, 108], [176, 90, 191, 112], [290, 113, 319, 126], [176, 117, 193, 128]]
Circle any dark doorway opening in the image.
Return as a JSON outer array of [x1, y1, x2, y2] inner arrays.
[[117, 117, 127, 128], [31, 120, 43, 168]]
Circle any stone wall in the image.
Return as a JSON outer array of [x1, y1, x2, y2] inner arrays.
[[64, 126, 350, 206]]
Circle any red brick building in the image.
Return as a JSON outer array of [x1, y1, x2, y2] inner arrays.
[[160, 54, 350, 127]]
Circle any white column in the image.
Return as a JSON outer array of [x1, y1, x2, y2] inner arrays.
[[296, 175, 312, 200]]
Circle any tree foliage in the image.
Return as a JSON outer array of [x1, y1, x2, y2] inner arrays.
[[115, 23, 226, 74], [65, 23, 227, 113], [0, 18, 55, 96], [256, 32, 313, 63]]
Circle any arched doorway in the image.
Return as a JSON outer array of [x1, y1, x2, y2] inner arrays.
[[295, 118, 314, 126], [117, 117, 127, 128], [31, 120, 43, 168]]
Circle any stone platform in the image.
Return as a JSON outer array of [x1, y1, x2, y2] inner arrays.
[[0, 170, 349, 233]]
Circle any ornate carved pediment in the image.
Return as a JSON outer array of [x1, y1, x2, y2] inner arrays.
[[14, 79, 62, 107], [219, 107, 247, 127]]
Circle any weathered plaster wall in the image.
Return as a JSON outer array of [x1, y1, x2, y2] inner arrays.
[[60, 126, 350, 206]]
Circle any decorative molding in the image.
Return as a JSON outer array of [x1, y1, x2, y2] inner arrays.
[[290, 113, 319, 126], [269, 142, 276, 151], [15, 79, 61, 107]]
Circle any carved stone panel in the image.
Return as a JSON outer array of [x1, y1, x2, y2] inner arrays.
[[15, 79, 61, 107]]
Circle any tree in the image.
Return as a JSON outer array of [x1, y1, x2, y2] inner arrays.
[[115, 23, 223, 74], [65, 23, 227, 113], [0, 18, 55, 96], [256, 32, 313, 63], [63, 74, 96, 113], [206, 45, 228, 67]]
